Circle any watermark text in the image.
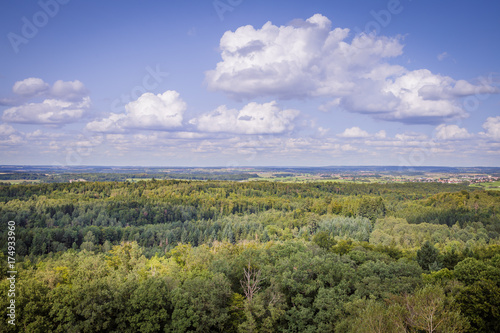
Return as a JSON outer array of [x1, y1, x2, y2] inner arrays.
[[6, 221, 16, 326]]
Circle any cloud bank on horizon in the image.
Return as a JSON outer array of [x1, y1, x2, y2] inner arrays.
[[1, 4, 499, 166]]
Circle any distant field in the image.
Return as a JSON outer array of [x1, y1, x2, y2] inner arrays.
[[470, 181, 500, 191], [0, 179, 41, 184], [251, 173, 384, 183], [126, 178, 155, 182]]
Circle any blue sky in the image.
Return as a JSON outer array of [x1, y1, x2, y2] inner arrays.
[[1, 0, 499, 167]]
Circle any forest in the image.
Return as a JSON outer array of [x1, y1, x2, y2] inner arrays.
[[1, 179, 499, 332]]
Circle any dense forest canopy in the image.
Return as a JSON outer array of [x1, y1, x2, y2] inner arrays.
[[1, 179, 499, 332]]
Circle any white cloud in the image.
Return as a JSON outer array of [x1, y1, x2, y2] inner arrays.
[[343, 69, 496, 124], [11, 78, 89, 101], [418, 78, 498, 100], [206, 14, 498, 124], [12, 78, 50, 97], [481, 116, 500, 141], [0, 123, 16, 136], [375, 130, 386, 139], [2, 97, 91, 124], [318, 98, 340, 112], [0, 135, 24, 146], [395, 132, 429, 142], [86, 113, 126, 133], [3, 78, 91, 125], [435, 124, 472, 140], [206, 14, 403, 100], [437, 52, 449, 61], [0, 123, 23, 145], [338, 126, 369, 138], [169, 132, 209, 139], [190, 101, 299, 134], [317, 126, 330, 136], [382, 70, 470, 123], [339, 69, 496, 124], [25, 129, 65, 140], [50, 80, 89, 101], [337, 127, 388, 139], [86, 90, 186, 132], [123, 91, 185, 129], [341, 144, 356, 151]]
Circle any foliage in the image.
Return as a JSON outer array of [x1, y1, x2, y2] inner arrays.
[[1, 180, 499, 332], [417, 241, 441, 271]]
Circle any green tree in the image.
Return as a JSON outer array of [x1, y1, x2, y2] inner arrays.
[[456, 279, 500, 332], [312, 231, 336, 250], [50, 278, 118, 332], [453, 258, 488, 285], [312, 285, 348, 333], [402, 285, 468, 332], [170, 273, 232, 332], [342, 285, 469, 333], [417, 241, 440, 271], [357, 197, 386, 222], [119, 276, 174, 332], [339, 299, 405, 333]]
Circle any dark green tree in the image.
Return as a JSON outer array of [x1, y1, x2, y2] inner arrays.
[[312, 231, 336, 250], [416, 241, 440, 271], [456, 279, 500, 333]]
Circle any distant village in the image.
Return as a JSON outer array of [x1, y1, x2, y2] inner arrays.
[[325, 173, 500, 185], [68, 178, 87, 183], [389, 175, 499, 184]]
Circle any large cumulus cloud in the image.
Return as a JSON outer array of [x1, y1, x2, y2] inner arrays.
[[86, 90, 186, 132], [206, 14, 498, 124], [189, 101, 299, 134]]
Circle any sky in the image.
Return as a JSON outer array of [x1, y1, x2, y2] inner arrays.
[[0, 0, 499, 167]]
